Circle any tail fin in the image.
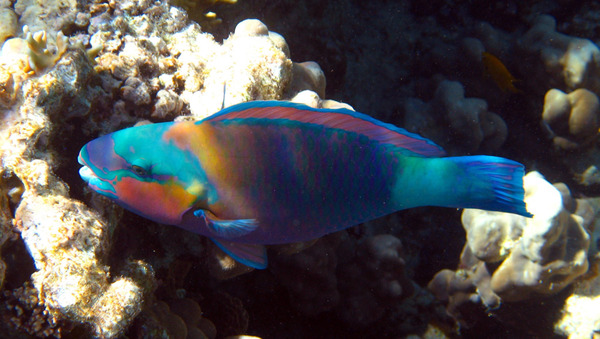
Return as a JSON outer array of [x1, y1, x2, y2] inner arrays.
[[449, 156, 532, 217]]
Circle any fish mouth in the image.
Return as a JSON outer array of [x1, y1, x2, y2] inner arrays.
[[78, 165, 96, 184], [78, 148, 118, 199], [78, 150, 96, 184]]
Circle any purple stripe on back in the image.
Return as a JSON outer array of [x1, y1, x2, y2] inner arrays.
[[208, 105, 445, 157]]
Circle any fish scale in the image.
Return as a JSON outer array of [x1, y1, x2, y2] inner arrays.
[[199, 120, 398, 241], [78, 100, 531, 269]]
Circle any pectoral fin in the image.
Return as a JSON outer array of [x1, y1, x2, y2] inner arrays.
[[193, 209, 258, 238], [211, 238, 267, 269]]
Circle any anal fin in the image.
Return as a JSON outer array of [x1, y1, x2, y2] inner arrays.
[[211, 238, 267, 269]]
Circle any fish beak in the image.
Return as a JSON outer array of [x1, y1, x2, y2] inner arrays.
[[78, 147, 94, 184], [78, 165, 95, 184], [78, 146, 118, 199]]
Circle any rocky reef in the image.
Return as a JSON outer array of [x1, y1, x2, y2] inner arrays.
[[1, 0, 600, 338]]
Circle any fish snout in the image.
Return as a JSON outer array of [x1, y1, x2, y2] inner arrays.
[[77, 144, 119, 199], [78, 165, 94, 184]]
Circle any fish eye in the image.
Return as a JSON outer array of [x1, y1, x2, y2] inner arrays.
[[131, 165, 149, 177]]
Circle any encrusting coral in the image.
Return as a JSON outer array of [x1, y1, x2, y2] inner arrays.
[[89, 3, 318, 123], [0, 48, 156, 337], [14, 0, 80, 35]]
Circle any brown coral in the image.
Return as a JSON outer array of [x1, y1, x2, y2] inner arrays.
[[0, 282, 67, 337], [542, 88, 600, 150], [0, 49, 156, 338], [137, 298, 217, 339], [429, 172, 592, 328]]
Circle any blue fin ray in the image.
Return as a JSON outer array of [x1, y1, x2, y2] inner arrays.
[[194, 210, 258, 238], [211, 238, 267, 269], [450, 156, 532, 217]]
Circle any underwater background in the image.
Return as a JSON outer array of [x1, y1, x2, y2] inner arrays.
[[0, 0, 599, 338]]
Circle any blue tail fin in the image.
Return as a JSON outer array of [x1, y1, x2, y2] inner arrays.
[[449, 156, 532, 217]]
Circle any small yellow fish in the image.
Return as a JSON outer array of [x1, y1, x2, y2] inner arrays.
[[482, 51, 520, 93]]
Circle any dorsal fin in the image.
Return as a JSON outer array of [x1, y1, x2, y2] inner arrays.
[[201, 101, 446, 157]]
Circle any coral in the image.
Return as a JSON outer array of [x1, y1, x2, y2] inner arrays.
[[469, 172, 589, 300], [169, 0, 237, 29], [9, 1, 597, 338], [23, 26, 69, 73], [289, 89, 353, 110], [271, 232, 433, 335], [429, 172, 592, 327], [14, 0, 80, 34], [539, 87, 600, 186], [90, 3, 318, 122], [0, 7, 18, 45], [517, 14, 600, 94], [554, 198, 600, 339], [270, 234, 341, 316], [137, 298, 217, 339], [203, 290, 249, 337], [0, 282, 65, 337], [121, 76, 152, 106], [554, 260, 600, 339], [542, 88, 600, 150], [153, 89, 184, 119], [13, 152, 155, 339], [404, 80, 507, 154], [336, 234, 415, 328], [0, 25, 69, 112], [285, 61, 326, 99], [0, 172, 17, 291], [0, 48, 155, 338], [185, 19, 293, 119], [89, 2, 190, 123]]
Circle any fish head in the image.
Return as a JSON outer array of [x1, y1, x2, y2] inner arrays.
[[78, 122, 201, 225]]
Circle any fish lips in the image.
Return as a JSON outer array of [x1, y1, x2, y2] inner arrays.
[[78, 146, 119, 200]]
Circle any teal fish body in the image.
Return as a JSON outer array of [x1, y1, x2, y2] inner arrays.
[[78, 101, 531, 268]]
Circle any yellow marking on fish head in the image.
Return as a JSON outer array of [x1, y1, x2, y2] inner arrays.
[[186, 179, 206, 197]]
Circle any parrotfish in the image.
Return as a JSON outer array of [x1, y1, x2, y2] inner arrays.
[[78, 101, 531, 269]]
